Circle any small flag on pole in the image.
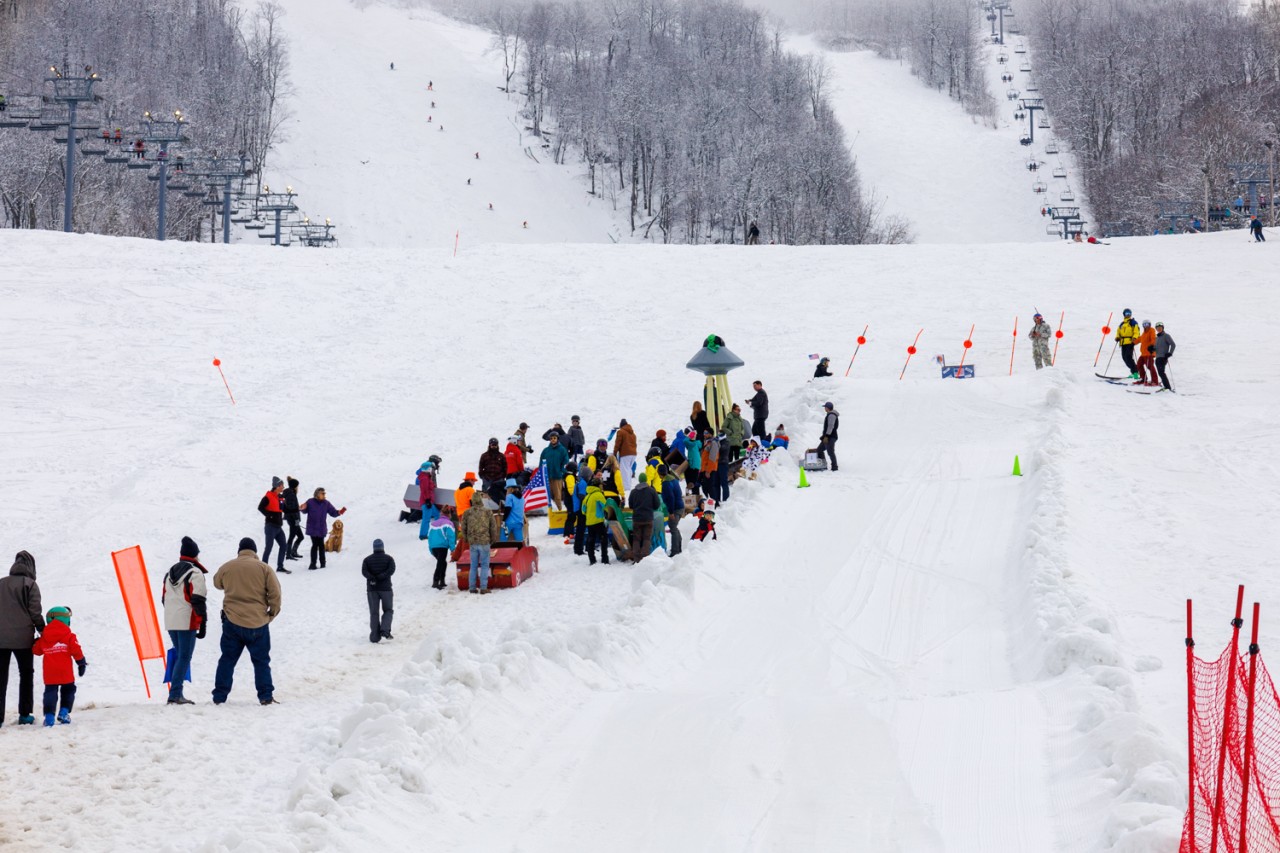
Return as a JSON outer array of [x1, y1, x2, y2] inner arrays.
[[522, 465, 550, 513], [808, 353, 821, 360]]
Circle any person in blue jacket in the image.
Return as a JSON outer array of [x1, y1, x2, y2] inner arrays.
[[659, 464, 684, 557], [502, 479, 525, 542], [684, 429, 703, 497], [569, 463, 589, 555], [423, 515, 457, 589]]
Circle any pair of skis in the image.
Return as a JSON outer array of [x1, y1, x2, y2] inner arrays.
[[1096, 373, 1173, 394]]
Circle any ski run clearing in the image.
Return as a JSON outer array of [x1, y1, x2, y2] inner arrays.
[[0, 226, 1275, 851]]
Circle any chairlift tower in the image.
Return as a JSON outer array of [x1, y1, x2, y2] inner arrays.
[[140, 110, 189, 241], [1156, 200, 1195, 234], [1227, 163, 1270, 218], [190, 153, 249, 244], [46, 63, 103, 233], [991, 1, 1013, 45], [1019, 97, 1045, 144], [1050, 206, 1083, 240], [256, 186, 298, 247]]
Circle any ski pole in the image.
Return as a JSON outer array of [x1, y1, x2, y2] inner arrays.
[[1093, 311, 1113, 367], [845, 324, 869, 377]]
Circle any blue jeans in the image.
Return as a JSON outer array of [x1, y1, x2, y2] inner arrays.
[[263, 524, 287, 570], [167, 629, 197, 700], [470, 544, 491, 590], [212, 614, 274, 703]]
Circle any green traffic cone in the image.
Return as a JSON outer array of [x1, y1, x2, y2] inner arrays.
[[1012, 455, 1022, 477], [798, 466, 810, 488]]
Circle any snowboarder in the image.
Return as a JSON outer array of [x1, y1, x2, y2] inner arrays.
[[362, 540, 396, 642], [1154, 322, 1176, 391], [460, 494, 500, 591], [32, 607, 86, 726], [161, 537, 207, 705], [1115, 309, 1140, 379], [212, 538, 282, 706], [813, 357, 833, 378], [1028, 313, 1053, 369], [283, 477, 304, 561], [424, 515, 456, 590], [1136, 321, 1158, 386], [299, 488, 346, 570], [0, 550, 43, 725], [258, 477, 291, 574], [747, 220, 760, 245], [818, 402, 840, 471], [746, 380, 769, 439], [1250, 215, 1266, 242]]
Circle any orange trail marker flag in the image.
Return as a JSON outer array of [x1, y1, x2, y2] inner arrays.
[[212, 358, 235, 405], [1094, 311, 1113, 367], [958, 324, 976, 370], [1009, 317, 1018, 376], [1051, 311, 1065, 366], [899, 329, 924, 380], [112, 546, 166, 698], [845, 324, 869, 377]]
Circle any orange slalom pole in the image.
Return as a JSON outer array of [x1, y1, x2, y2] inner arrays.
[[1009, 317, 1018, 376], [454, 229, 460, 257], [1051, 311, 1065, 366], [845, 325, 869, 377], [899, 329, 924, 380], [1093, 311, 1113, 367], [212, 358, 235, 405], [957, 324, 976, 370]]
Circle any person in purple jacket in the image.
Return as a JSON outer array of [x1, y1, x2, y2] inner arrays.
[[299, 488, 346, 570]]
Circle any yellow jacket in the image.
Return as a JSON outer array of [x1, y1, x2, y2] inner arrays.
[[583, 485, 607, 526], [1115, 318, 1140, 345]]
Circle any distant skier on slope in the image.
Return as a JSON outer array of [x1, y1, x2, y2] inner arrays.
[[1028, 313, 1053, 370], [747, 220, 760, 245], [1250, 215, 1266, 242]]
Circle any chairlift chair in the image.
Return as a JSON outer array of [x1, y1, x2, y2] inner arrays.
[[1027, 160, 1040, 171], [1032, 181, 1047, 193], [1045, 142, 1060, 154], [1020, 63, 1032, 73], [167, 181, 190, 191], [1025, 84, 1039, 92], [79, 146, 106, 157], [1052, 166, 1067, 179], [103, 153, 129, 164], [1006, 89, 1019, 100], [126, 160, 152, 170], [1020, 136, 1033, 146], [1060, 189, 1076, 202], [182, 189, 205, 198], [1038, 118, 1050, 129], [997, 53, 1009, 64], [1015, 45, 1027, 54], [244, 221, 266, 230]]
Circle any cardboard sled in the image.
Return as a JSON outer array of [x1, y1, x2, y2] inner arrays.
[[456, 543, 539, 590], [802, 450, 829, 471], [547, 509, 568, 535]]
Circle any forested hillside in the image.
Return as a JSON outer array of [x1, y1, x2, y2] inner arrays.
[[0, 0, 287, 237], [438, 0, 912, 245]]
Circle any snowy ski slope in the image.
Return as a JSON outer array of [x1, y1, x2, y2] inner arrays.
[[1, 226, 1275, 852]]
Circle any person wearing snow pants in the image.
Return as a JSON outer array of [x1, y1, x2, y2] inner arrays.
[[1154, 323, 1176, 391], [258, 478, 288, 573], [362, 541, 395, 642], [1028, 315, 1053, 370]]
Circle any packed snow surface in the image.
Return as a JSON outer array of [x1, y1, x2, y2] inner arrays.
[[1, 226, 1274, 851]]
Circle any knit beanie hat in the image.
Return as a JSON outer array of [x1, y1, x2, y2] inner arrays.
[[238, 537, 257, 553], [47, 606, 72, 626], [272, 476, 283, 489], [287, 477, 299, 489], [638, 472, 648, 483], [180, 536, 200, 558], [373, 539, 385, 552]]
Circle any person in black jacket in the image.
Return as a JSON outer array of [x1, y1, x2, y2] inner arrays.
[[567, 416, 586, 460], [283, 477, 304, 560], [0, 550, 44, 725], [258, 477, 291, 574], [362, 540, 396, 643], [746, 381, 769, 440], [813, 357, 832, 378], [714, 429, 732, 503], [626, 474, 663, 563], [819, 402, 840, 471]]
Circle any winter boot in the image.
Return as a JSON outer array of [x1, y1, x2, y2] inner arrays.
[[43, 713, 54, 727], [17, 715, 35, 725], [57, 709, 70, 725]]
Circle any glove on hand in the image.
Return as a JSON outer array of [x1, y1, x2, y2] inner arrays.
[[76, 660, 87, 677]]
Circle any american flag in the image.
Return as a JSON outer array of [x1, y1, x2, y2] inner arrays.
[[521, 464, 550, 513]]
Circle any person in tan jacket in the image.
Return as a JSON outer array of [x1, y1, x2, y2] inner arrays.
[[614, 419, 638, 491], [211, 537, 282, 705], [460, 502, 500, 594]]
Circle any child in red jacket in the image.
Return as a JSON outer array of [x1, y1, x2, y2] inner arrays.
[[32, 606, 87, 727]]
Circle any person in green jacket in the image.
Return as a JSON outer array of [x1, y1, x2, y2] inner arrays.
[[582, 477, 610, 566], [722, 404, 747, 462], [538, 432, 571, 510]]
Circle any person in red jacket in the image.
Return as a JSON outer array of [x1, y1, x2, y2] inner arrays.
[[32, 606, 86, 726], [504, 436, 524, 481]]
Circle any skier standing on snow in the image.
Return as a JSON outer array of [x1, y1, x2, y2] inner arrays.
[[819, 402, 840, 472], [1154, 322, 1176, 391], [161, 537, 207, 705], [1028, 313, 1053, 370], [0, 550, 44, 725], [747, 220, 760, 245], [362, 540, 395, 642], [1250, 216, 1266, 242], [258, 477, 291, 574], [745, 381, 769, 439], [1115, 309, 1141, 379], [1136, 321, 1158, 386]]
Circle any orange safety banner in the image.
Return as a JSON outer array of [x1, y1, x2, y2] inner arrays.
[[111, 546, 165, 697]]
